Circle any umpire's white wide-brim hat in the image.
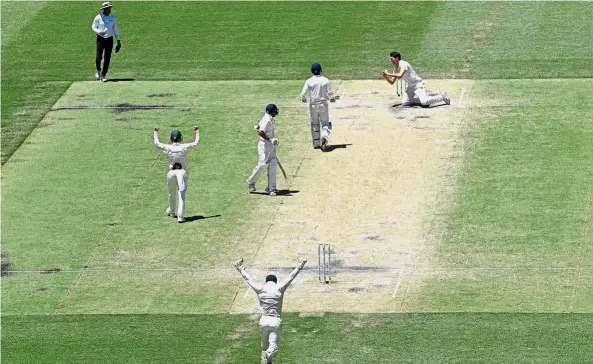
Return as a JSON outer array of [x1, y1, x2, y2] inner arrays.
[[100, 2, 113, 9]]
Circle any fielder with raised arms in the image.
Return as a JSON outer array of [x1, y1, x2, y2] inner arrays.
[[153, 126, 200, 223], [382, 51, 450, 107], [300, 63, 336, 152], [246, 104, 280, 196], [234, 257, 307, 364]]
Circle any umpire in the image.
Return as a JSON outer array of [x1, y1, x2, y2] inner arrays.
[[91, 2, 121, 82]]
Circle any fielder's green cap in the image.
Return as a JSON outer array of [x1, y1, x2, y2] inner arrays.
[[170, 130, 182, 141]]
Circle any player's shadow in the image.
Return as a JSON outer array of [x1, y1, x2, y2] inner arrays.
[[323, 143, 352, 152], [250, 189, 300, 197], [391, 102, 445, 108], [184, 214, 222, 222], [107, 78, 136, 82]]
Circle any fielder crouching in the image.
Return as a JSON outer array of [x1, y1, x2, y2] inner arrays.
[[382, 51, 450, 107], [300, 63, 336, 152], [153, 126, 200, 223], [234, 257, 307, 364]]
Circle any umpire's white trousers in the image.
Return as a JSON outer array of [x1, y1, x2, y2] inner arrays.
[[167, 169, 187, 218], [246, 141, 277, 190], [402, 81, 446, 107], [260, 315, 282, 360], [309, 103, 332, 147]]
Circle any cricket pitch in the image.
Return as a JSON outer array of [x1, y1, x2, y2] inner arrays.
[[230, 80, 474, 313]]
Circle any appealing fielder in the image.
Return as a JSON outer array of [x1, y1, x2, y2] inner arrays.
[[246, 104, 280, 196], [300, 63, 336, 151], [382, 52, 450, 107], [91, 2, 122, 82], [234, 257, 307, 364], [153, 126, 200, 223]]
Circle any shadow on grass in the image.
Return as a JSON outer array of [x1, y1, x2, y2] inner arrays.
[[107, 78, 136, 82], [184, 214, 222, 222], [250, 189, 300, 197]]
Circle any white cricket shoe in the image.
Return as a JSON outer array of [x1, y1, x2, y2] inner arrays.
[[177, 216, 186, 223], [95, 71, 100, 80], [248, 183, 256, 192], [166, 208, 176, 218], [100, 75, 108, 82], [265, 188, 278, 196], [442, 92, 450, 105]]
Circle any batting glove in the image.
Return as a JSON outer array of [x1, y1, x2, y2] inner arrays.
[[271, 138, 279, 146], [301, 97, 307, 103]]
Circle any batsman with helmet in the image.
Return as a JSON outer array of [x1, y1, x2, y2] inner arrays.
[[300, 63, 336, 152], [153, 126, 200, 223], [246, 104, 281, 196]]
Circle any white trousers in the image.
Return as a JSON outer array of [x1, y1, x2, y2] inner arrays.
[[260, 315, 282, 360], [246, 141, 277, 190], [309, 103, 332, 147], [167, 169, 187, 218], [401, 81, 446, 107]]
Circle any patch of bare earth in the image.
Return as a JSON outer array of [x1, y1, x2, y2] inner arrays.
[[230, 80, 474, 313]]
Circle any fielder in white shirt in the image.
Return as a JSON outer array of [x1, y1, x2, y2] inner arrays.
[[382, 52, 450, 107], [300, 63, 336, 152], [153, 126, 200, 223], [91, 2, 121, 82], [234, 257, 307, 364], [246, 104, 280, 196]]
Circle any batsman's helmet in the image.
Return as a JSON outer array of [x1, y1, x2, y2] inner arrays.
[[311, 63, 322, 75], [265, 274, 277, 284], [265, 104, 279, 115], [170, 130, 182, 142]]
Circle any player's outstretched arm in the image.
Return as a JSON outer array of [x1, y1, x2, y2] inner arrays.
[[278, 258, 307, 292], [186, 126, 200, 149], [153, 126, 169, 151], [233, 258, 264, 293]]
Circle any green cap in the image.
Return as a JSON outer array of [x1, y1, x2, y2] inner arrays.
[[170, 130, 182, 142]]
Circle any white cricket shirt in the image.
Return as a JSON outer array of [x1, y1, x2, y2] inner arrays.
[[239, 266, 302, 318], [397, 60, 423, 87], [92, 13, 120, 40], [300, 76, 333, 105], [154, 131, 200, 171], [258, 113, 275, 143]]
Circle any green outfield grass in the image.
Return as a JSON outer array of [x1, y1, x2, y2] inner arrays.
[[2, 1, 593, 363], [3, 313, 593, 364]]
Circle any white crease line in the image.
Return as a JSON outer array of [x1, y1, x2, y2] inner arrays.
[[457, 88, 466, 106], [392, 271, 403, 298]]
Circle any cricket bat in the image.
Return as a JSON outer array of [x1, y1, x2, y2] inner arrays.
[[277, 159, 287, 180]]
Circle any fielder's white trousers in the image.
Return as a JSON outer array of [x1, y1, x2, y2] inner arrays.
[[309, 103, 332, 147], [167, 169, 187, 218], [402, 81, 446, 107], [260, 315, 282, 360], [246, 141, 277, 190]]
